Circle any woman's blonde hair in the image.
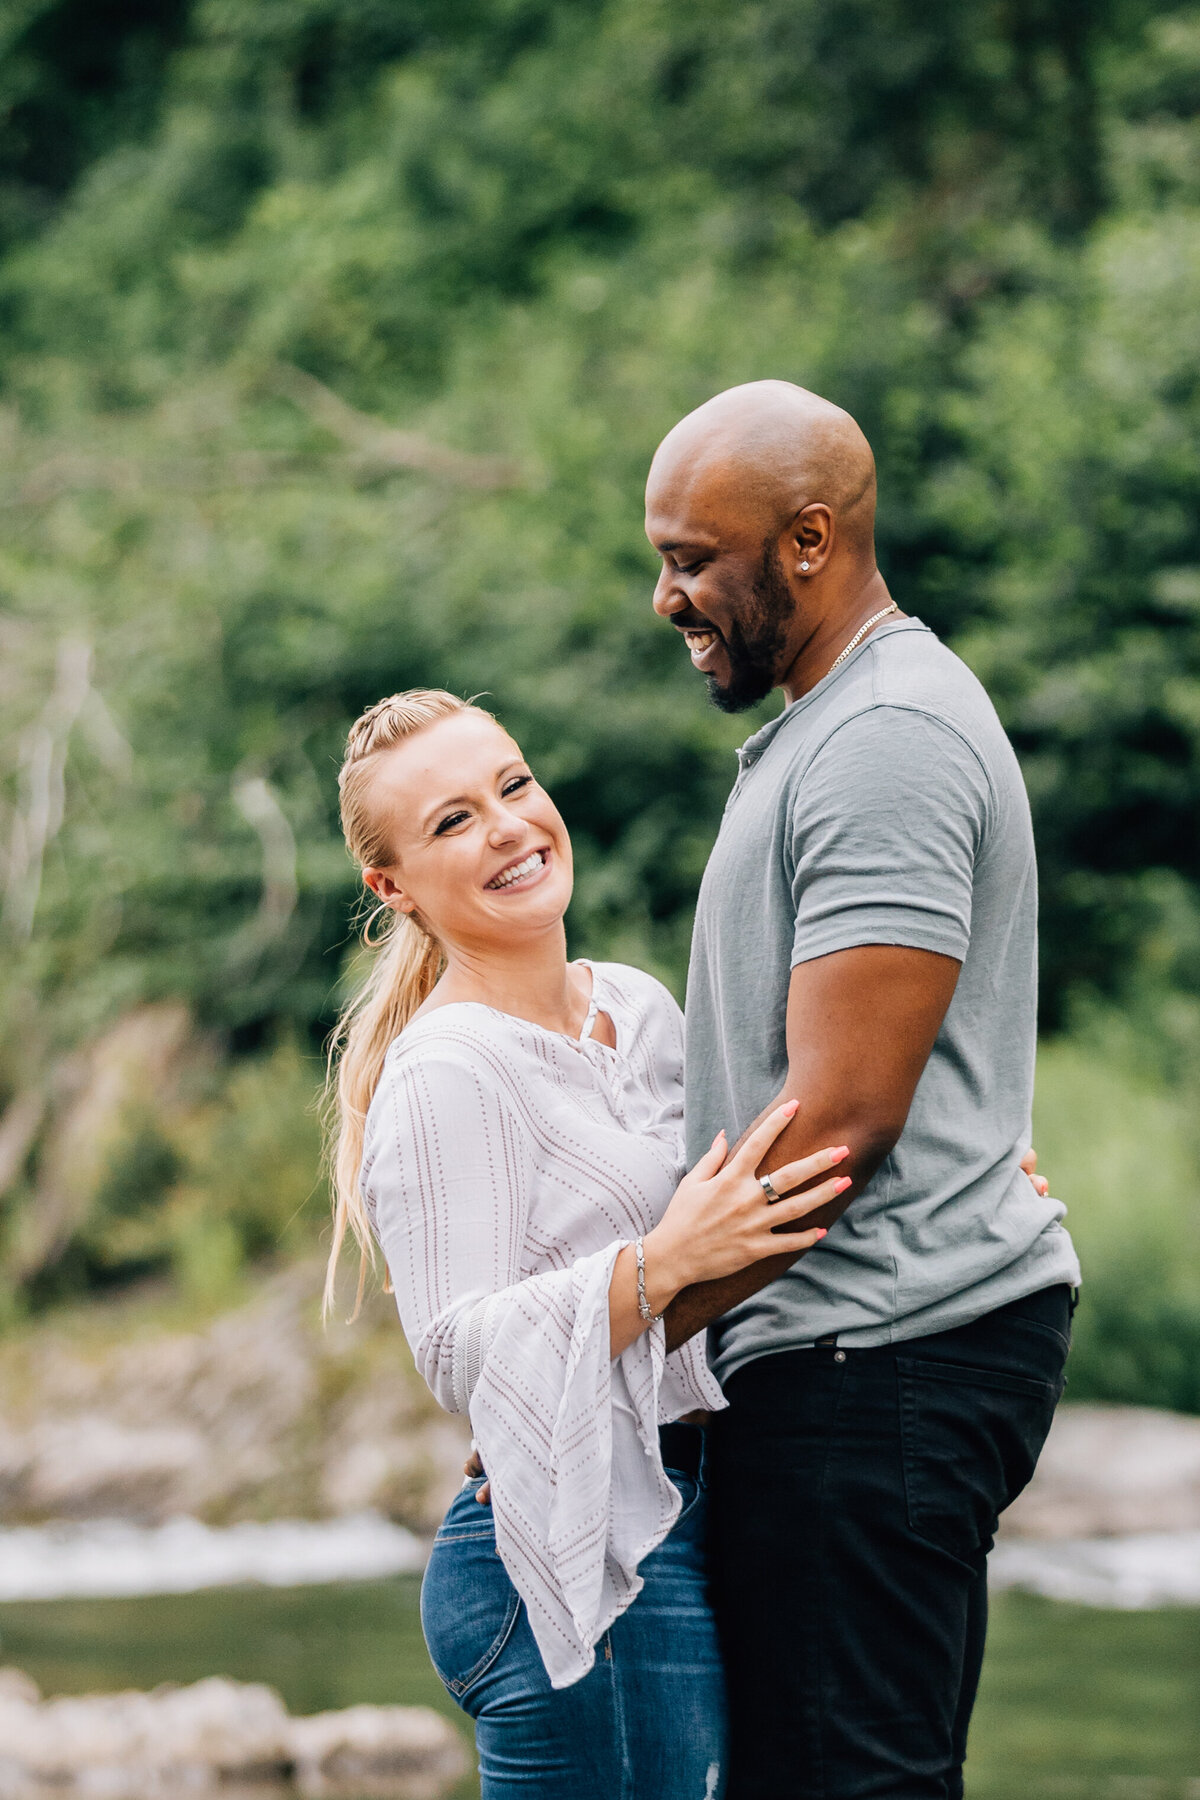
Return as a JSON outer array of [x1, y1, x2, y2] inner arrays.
[[323, 688, 493, 1317]]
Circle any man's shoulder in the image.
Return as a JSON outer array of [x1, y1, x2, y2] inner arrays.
[[870, 621, 1000, 720], [786, 622, 1013, 778]]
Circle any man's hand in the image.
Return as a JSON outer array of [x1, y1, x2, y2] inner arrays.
[[664, 944, 961, 1352], [464, 1447, 490, 1505]]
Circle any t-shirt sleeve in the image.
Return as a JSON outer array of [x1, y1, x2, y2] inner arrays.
[[788, 705, 992, 968]]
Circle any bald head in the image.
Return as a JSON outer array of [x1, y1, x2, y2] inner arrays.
[[646, 382, 895, 712], [647, 380, 877, 556]]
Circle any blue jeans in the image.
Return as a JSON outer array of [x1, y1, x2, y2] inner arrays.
[[420, 1446, 728, 1798]]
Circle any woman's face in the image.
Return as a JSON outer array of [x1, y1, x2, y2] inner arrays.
[[361, 710, 574, 951]]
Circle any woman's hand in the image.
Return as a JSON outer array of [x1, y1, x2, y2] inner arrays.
[[639, 1100, 850, 1314], [1021, 1147, 1049, 1197]]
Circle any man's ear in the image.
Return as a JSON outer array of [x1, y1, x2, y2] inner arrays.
[[789, 502, 834, 578], [363, 868, 415, 913]]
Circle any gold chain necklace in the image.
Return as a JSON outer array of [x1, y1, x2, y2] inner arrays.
[[827, 602, 899, 675]]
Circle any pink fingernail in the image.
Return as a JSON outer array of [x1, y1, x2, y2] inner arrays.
[[834, 1177, 852, 1194], [813, 1228, 828, 1240], [829, 1146, 849, 1163], [783, 1100, 799, 1116]]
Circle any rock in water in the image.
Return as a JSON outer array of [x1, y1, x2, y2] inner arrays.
[[288, 1704, 469, 1797], [0, 1264, 470, 1534], [0, 1669, 467, 1798], [1001, 1403, 1200, 1538], [0, 1672, 292, 1793]]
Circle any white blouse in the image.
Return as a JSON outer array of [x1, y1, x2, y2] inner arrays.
[[361, 959, 725, 1689]]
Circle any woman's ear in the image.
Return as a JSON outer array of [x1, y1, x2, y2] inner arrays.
[[363, 868, 415, 913]]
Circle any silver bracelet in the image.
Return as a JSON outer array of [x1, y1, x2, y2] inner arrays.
[[634, 1236, 661, 1324]]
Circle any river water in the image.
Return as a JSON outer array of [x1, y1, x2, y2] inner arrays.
[[0, 1519, 1197, 1799], [2, 1513, 1200, 1607]]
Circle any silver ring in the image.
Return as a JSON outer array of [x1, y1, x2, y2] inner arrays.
[[759, 1173, 782, 1203]]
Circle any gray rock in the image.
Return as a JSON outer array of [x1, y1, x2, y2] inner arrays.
[[0, 1670, 466, 1799], [1001, 1403, 1200, 1538], [288, 1704, 468, 1798], [0, 1267, 469, 1533]]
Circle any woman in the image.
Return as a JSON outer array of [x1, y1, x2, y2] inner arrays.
[[323, 688, 851, 1798]]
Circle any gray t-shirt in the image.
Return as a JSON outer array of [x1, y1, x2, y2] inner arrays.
[[686, 616, 1080, 1386]]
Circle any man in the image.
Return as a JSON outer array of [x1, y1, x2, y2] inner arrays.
[[645, 381, 1080, 1799]]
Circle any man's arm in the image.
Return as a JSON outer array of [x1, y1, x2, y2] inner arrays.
[[663, 943, 960, 1352]]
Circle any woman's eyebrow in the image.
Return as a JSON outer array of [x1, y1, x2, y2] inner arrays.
[[419, 761, 527, 829]]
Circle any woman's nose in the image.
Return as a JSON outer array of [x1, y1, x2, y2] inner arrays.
[[486, 806, 524, 843]]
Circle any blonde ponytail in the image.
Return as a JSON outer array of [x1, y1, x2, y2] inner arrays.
[[322, 689, 493, 1317]]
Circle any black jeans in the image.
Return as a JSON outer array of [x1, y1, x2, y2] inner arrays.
[[707, 1284, 1072, 1800]]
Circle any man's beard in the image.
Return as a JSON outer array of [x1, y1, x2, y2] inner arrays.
[[707, 541, 795, 714]]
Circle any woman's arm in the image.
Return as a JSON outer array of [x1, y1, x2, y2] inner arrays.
[[369, 1051, 849, 1398], [607, 1104, 852, 1357], [366, 1049, 540, 1412]]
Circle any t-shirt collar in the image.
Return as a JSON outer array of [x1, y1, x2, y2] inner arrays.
[[736, 615, 926, 769]]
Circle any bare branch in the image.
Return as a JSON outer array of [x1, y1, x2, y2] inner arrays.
[[230, 773, 299, 963], [80, 687, 134, 779], [0, 1086, 47, 1198], [3, 636, 93, 940], [271, 363, 523, 489], [7, 437, 522, 504], [12, 449, 309, 506]]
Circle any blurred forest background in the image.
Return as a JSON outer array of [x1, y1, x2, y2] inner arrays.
[[2, 0, 1200, 1408]]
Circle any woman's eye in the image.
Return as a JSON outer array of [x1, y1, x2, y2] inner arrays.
[[434, 810, 470, 836], [502, 775, 533, 796]]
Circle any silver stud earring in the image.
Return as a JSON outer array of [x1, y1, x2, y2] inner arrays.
[[800, 559, 811, 572]]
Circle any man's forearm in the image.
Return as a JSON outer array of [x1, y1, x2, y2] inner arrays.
[[662, 1114, 886, 1352], [662, 945, 961, 1355]]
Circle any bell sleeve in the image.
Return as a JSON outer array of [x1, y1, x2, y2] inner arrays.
[[362, 1044, 685, 1689]]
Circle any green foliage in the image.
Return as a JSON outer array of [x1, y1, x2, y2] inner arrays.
[[1, 0, 1200, 1329], [18, 1037, 325, 1309], [0, 0, 192, 241], [163, 1038, 326, 1300], [1033, 1008, 1200, 1411]]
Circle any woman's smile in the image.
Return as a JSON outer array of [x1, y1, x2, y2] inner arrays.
[[356, 709, 574, 948], [485, 847, 552, 892]]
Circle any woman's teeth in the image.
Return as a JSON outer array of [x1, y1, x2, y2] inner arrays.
[[487, 851, 545, 890]]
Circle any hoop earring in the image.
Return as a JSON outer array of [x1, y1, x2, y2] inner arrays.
[[362, 902, 393, 946]]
